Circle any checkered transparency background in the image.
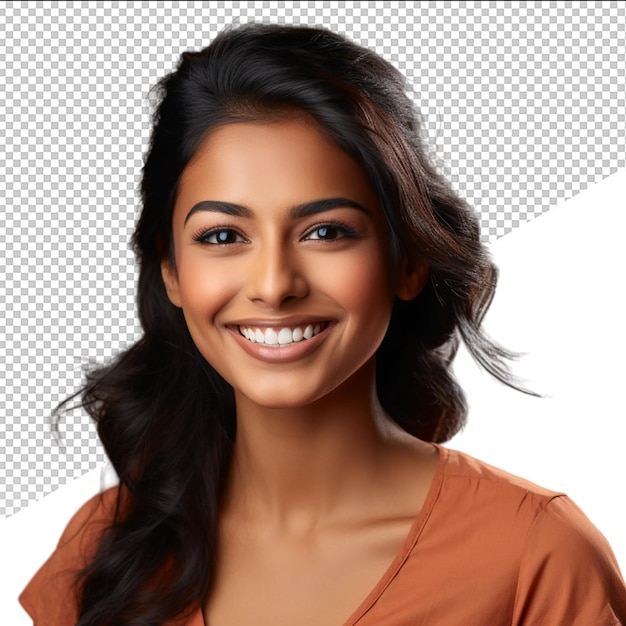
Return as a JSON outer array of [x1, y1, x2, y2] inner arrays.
[[1, 1, 624, 517]]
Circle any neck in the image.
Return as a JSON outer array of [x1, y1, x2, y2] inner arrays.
[[223, 364, 406, 531]]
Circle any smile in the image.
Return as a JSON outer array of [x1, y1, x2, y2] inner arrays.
[[239, 322, 329, 346]]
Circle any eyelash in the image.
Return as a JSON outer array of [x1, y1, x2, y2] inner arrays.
[[192, 221, 358, 245], [192, 226, 247, 245], [302, 221, 358, 241]]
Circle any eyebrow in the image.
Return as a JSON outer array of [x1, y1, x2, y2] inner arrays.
[[184, 197, 370, 225]]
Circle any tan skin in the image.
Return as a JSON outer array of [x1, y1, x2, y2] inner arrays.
[[162, 115, 440, 626]]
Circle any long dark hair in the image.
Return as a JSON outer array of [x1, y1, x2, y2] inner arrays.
[[66, 22, 526, 625]]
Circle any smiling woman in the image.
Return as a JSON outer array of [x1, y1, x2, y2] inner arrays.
[[161, 118, 417, 408], [19, 22, 626, 626]]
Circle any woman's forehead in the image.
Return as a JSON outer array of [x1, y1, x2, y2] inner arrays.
[[174, 117, 382, 221]]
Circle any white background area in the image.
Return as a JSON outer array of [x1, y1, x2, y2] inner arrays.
[[2, 169, 625, 621], [450, 166, 626, 569]]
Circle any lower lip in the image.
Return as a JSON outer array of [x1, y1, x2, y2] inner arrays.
[[227, 324, 334, 363]]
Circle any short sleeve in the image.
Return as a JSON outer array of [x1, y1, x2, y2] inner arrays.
[[512, 495, 626, 625], [18, 488, 119, 626]]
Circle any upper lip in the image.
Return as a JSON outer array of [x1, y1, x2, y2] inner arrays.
[[227, 316, 334, 328]]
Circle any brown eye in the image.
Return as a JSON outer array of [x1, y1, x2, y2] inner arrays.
[[304, 223, 357, 241], [313, 226, 337, 240], [195, 228, 246, 244]]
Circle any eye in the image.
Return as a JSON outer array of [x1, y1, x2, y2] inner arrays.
[[194, 228, 246, 245], [303, 223, 357, 241]]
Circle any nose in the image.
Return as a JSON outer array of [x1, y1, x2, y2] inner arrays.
[[245, 242, 309, 307]]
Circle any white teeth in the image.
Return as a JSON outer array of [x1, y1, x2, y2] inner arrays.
[[264, 328, 278, 345], [278, 328, 293, 345], [240, 323, 325, 346]]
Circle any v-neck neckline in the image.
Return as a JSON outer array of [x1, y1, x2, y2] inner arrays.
[[336, 443, 446, 625], [193, 444, 447, 626]]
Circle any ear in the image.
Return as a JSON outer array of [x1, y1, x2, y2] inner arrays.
[[396, 258, 429, 302], [161, 257, 183, 308]]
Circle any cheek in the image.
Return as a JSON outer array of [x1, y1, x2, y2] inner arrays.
[[175, 257, 236, 321], [320, 248, 394, 320]]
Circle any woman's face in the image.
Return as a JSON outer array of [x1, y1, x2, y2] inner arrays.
[[162, 115, 423, 410]]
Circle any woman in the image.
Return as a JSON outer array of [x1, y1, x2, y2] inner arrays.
[[20, 22, 626, 625]]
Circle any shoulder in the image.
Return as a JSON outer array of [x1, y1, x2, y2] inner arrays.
[[512, 495, 626, 624], [53, 486, 122, 553], [433, 445, 564, 531], [431, 446, 626, 624], [19, 487, 122, 625], [438, 444, 560, 499]]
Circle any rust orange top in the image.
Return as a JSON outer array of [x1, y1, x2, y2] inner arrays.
[[20, 445, 626, 625]]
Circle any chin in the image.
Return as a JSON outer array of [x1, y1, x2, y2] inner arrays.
[[236, 382, 338, 412], [243, 393, 321, 411]]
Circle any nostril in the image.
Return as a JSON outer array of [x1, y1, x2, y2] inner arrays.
[[246, 261, 309, 304]]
